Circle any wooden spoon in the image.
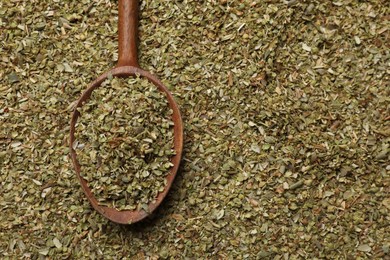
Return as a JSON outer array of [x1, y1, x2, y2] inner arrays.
[[69, 0, 183, 224]]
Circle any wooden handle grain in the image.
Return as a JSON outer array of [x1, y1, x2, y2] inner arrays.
[[117, 0, 139, 67]]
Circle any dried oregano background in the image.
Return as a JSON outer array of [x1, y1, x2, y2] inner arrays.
[[75, 76, 174, 211], [1, 0, 389, 258]]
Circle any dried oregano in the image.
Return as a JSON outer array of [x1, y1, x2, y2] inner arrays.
[[74, 76, 175, 210], [1, 0, 389, 258]]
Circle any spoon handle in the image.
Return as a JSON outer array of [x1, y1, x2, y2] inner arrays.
[[117, 0, 139, 67]]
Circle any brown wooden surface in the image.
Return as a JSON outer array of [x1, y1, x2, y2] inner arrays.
[[117, 0, 139, 67]]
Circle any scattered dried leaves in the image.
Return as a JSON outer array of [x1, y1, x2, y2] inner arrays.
[[75, 76, 174, 211], [0, 0, 389, 258]]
